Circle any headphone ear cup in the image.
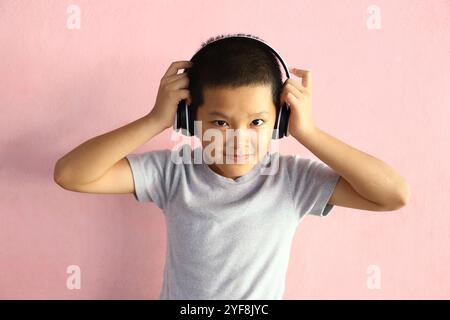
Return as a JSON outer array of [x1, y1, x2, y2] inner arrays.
[[175, 99, 189, 136], [272, 105, 281, 139], [272, 103, 291, 139], [280, 102, 291, 138], [187, 102, 196, 136]]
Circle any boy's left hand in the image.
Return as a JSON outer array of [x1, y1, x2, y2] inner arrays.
[[281, 68, 317, 141]]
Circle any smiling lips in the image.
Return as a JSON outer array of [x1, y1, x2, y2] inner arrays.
[[223, 152, 254, 157], [224, 153, 254, 162]]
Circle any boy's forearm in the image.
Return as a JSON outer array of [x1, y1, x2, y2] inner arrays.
[[294, 127, 410, 207], [54, 113, 165, 186]]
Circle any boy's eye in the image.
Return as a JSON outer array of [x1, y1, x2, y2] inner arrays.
[[252, 119, 265, 126], [212, 119, 265, 127], [213, 120, 228, 127]]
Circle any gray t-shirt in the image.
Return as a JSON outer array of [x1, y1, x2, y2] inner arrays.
[[125, 143, 340, 300]]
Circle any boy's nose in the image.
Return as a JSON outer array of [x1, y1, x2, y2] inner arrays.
[[224, 136, 256, 155], [225, 129, 249, 142], [226, 127, 253, 137]]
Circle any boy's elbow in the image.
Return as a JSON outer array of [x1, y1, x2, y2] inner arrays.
[[398, 180, 411, 207], [53, 170, 75, 191], [53, 158, 70, 186], [385, 181, 411, 211]]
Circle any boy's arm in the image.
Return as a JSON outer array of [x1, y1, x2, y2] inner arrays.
[[53, 113, 165, 188], [282, 68, 409, 212], [53, 60, 193, 192], [295, 126, 410, 211]]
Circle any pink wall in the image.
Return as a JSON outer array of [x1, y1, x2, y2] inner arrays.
[[1, 0, 449, 299]]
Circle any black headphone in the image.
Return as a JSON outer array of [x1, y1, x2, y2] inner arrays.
[[173, 35, 292, 139]]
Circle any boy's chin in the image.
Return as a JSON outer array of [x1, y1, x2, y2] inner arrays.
[[217, 163, 257, 176]]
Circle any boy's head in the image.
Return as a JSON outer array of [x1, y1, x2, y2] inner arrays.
[[187, 33, 283, 180]]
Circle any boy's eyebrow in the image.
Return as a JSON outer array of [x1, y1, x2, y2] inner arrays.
[[207, 111, 269, 118]]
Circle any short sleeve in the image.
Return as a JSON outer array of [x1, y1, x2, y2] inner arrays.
[[125, 149, 174, 210], [285, 155, 341, 219]]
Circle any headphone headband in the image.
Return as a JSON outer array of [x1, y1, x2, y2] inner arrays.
[[189, 34, 291, 81]]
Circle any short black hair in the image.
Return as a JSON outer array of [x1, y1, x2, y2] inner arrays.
[[187, 33, 283, 119]]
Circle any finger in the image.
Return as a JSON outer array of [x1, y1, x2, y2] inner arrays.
[[175, 89, 191, 104], [163, 60, 193, 78], [289, 68, 312, 88], [167, 74, 189, 90], [286, 92, 300, 108], [280, 84, 304, 106], [285, 83, 305, 100], [163, 72, 188, 85], [284, 78, 309, 94]]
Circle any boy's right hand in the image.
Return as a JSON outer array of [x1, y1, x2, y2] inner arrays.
[[149, 60, 194, 130]]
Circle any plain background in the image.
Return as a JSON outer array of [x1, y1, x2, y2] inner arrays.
[[0, 0, 449, 299]]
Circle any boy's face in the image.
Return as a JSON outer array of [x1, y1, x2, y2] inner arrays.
[[195, 84, 277, 180]]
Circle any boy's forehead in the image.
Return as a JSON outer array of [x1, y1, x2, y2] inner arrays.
[[201, 85, 274, 115]]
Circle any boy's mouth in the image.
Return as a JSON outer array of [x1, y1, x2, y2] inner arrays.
[[224, 153, 255, 162]]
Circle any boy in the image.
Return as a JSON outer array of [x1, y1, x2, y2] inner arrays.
[[54, 34, 410, 300]]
